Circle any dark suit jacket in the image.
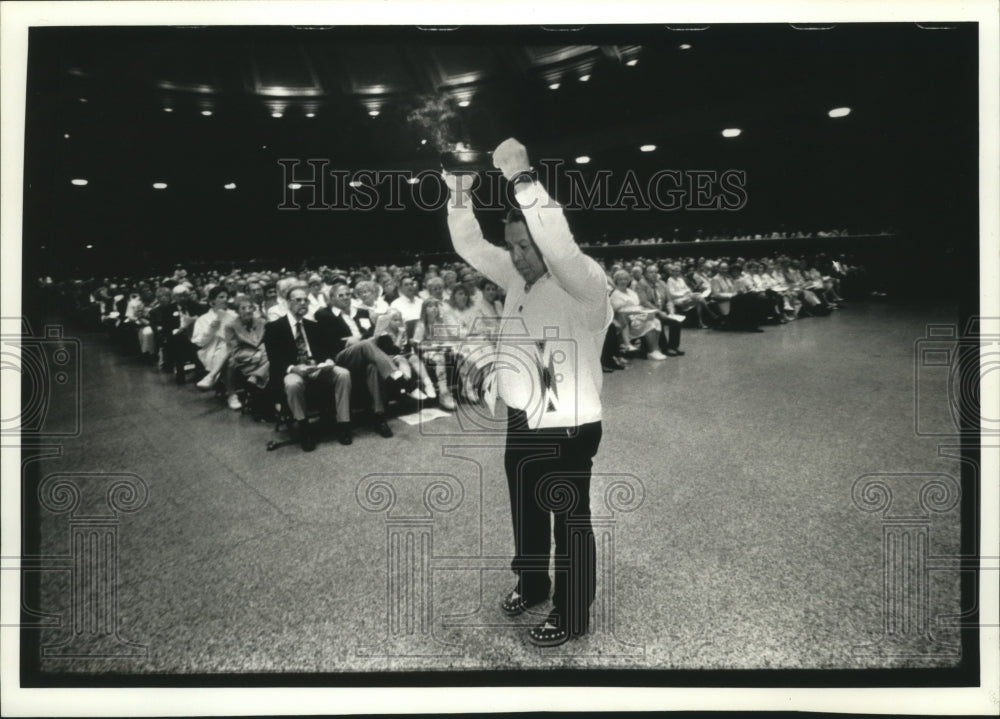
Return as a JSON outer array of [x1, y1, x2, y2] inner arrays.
[[150, 299, 205, 340], [263, 315, 335, 394], [314, 306, 374, 355], [635, 278, 671, 312]]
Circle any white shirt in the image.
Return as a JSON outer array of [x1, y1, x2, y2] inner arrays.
[[389, 294, 423, 323], [447, 181, 611, 429]]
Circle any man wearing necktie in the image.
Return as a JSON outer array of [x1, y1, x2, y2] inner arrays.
[[445, 138, 612, 647], [263, 286, 353, 450]]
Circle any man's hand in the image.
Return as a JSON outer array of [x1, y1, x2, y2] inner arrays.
[[492, 138, 530, 181], [292, 364, 321, 380]]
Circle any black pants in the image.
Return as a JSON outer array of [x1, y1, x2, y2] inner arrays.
[[658, 318, 682, 351], [504, 409, 602, 635]]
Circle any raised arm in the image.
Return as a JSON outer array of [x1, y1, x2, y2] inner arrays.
[[445, 172, 516, 291], [513, 181, 608, 317]]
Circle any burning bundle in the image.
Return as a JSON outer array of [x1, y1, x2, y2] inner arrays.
[[406, 94, 491, 172]]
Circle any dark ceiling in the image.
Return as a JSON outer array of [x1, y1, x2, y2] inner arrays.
[[21, 24, 978, 275]]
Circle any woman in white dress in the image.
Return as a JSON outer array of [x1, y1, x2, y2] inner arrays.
[[609, 270, 666, 360]]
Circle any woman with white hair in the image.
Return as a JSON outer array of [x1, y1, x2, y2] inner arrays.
[[609, 269, 667, 359]]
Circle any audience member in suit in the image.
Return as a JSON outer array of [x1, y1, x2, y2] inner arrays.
[[635, 264, 685, 357], [711, 263, 764, 332], [314, 282, 409, 437], [263, 286, 353, 450], [154, 284, 207, 384]]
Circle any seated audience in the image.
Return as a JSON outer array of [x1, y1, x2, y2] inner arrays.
[[665, 264, 714, 328], [225, 296, 271, 414], [352, 279, 389, 318], [636, 264, 685, 357], [155, 284, 206, 384], [609, 269, 667, 359], [711, 262, 763, 332], [389, 275, 423, 335], [372, 309, 432, 401], [315, 282, 412, 436], [413, 298, 457, 410], [192, 286, 238, 391], [264, 286, 354, 450], [442, 284, 491, 400]]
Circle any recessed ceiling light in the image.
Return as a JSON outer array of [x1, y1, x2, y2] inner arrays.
[[625, 59, 638, 67], [71, 178, 88, 186], [828, 106, 851, 118], [224, 182, 237, 190], [305, 112, 316, 118], [153, 182, 168, 189], [679, 44, 692, 50], [288, 183, 302, 190], [271, 111, 283, 118], [78, 97, 88, 103], [85, 244, 93, 249], [163, 107, 173, 113], [548, 82, 561, 90], [639, 144, 656, 152], [420, 139, 428, 145], [579, 74, 591, 82], [575, 155, 591, 164], [63, 133, 70, 139], [722, 128, 742, 138], [368, 109, 380, 117], [201, 110, 213, 116], [457, 100, 470, 107]]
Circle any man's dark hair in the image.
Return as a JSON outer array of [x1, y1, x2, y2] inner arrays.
[[207, 285, 227, 302]]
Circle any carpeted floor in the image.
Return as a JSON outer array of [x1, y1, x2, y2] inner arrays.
[[24, 300, 965, 674]]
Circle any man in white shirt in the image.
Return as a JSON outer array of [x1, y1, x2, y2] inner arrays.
[[445, 137, 611, 647], [389, 275, 423, 322]]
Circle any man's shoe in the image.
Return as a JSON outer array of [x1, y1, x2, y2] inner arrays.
[[373, 417, 393, 438], [665, 348, 685, 357], [647, 350, 668, 360], [336, 423, 353, 446], [501, 589, 546, 617], [227, 394, 243, 410], [385, 374, 409, 399], [528, 610, 586, 647], [297, 420, 316, 452]]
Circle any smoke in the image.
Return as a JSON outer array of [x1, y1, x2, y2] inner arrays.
[[406, 94, 470, 153]]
